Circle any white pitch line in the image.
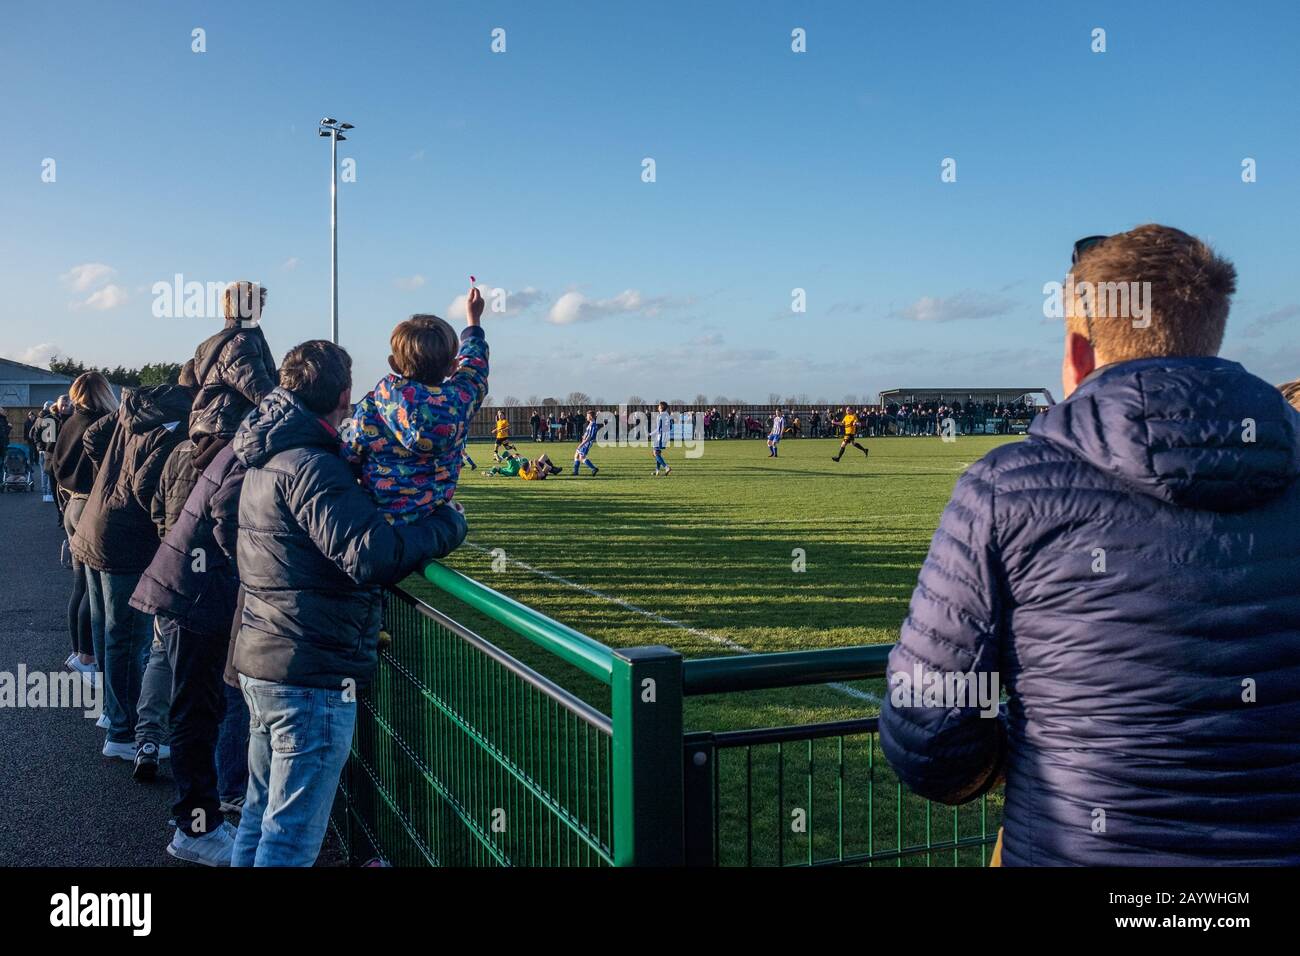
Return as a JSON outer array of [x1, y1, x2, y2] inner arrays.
[[463, 542, 882, 705]]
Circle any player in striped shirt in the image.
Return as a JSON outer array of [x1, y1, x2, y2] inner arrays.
[[651, 401, 672, 475], [767, 408, 786, 458], [572, 410, 600, 476]]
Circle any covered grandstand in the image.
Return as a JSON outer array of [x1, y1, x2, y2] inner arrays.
[[876, 386, 1055, 406]]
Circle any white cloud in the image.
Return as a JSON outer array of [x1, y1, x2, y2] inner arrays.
[[2, 343, 61, 367], [893, 290, 1016, 323], [547, 289, 672, 325], [79, 284, 129, 311], [281, 257, 301, 272], [61, 262, 116, 293], [447, 285, 546, 320], [395, 275, 427, 291]]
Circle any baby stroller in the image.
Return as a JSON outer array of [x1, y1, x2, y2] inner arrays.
[[3, 443, 34, 492]]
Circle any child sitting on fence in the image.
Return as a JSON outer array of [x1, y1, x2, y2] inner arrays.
[[350, 286, 488, 531]]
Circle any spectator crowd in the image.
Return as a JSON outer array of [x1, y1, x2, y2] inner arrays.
[[30, 280, 479, 867]]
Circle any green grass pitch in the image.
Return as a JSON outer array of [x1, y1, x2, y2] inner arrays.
[[396, 433, 1021, 865], [409, 433, 1021, 724]]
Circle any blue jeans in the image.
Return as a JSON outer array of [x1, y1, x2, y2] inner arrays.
[[85, 568, 152, 743], [217, 682, 250, 803], [233, 676, 356, 867]]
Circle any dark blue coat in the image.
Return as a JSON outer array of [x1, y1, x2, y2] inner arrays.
[[232, 387, 466, 690], [130, 444, 245, 639], [879, 357, 1300, 865]]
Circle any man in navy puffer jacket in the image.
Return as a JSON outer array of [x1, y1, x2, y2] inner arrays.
[[880, 224, 1300, 865]]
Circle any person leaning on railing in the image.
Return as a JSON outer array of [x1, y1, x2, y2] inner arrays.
[[880, 224, 1300, 866], [227, 340, 466, 867]]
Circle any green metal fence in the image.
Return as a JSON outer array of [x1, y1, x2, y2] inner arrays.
[[332, 584, 616, 866], [330, 562, 1001, 866]]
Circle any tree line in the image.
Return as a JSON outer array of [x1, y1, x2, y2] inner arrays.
[[49, 357, 184, 388]]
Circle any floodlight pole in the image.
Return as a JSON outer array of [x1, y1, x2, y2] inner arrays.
[[330, 129, 338, 344], [319, 117, 353, 344]]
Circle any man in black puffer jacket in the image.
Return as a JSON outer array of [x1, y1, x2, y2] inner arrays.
[[189, 280, 278, 472], [71, 380, 194, 761], [230, 340, 466, 867]]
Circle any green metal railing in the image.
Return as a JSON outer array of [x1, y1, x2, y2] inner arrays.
[[680, 649, 999, 866], [332, 584, 616, 866], [331, 562, 1000, 866]]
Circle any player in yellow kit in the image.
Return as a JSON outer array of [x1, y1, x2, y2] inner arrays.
[[492, 411, 517, 460], [832, 405, 870, 462]]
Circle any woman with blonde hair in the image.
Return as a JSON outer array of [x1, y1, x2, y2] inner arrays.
[[52, 371, 119, 677]]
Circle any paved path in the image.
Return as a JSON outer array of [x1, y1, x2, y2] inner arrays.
[[0, 490, 342, 866]]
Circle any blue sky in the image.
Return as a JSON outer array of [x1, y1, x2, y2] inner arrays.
[[2, 0, 1298, 404]]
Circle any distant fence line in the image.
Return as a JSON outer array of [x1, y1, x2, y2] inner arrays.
[[466, 403, 870, 441], [464, 403, 1036, 441]]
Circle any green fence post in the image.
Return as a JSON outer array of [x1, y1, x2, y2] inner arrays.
[[682, 732, 716, 866], [611, 646, 684, 866]]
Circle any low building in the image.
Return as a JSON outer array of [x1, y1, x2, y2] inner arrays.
[[0, 358, 75, 439]]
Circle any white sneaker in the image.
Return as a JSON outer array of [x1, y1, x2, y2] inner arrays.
[[102, 739, 135, 761], [167, 821, 237, 867], [95, 713, 110, 729], [64, 652, 78, 669]]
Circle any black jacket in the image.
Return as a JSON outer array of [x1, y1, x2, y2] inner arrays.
[[131, 444, 245, 639], [232, 387, 467, 689], [150, 439, 200, 538], [189, 323, 278, 451], [33, 410, 61, 456], [51, 408, 108, 494], [70, 385, 194, 573]]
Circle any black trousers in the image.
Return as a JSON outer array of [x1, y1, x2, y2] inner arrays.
[[161, 617, 229, 836]]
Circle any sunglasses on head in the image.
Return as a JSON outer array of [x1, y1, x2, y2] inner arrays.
[[1072, 234, 1109, 265], [1070, 235, 1111, 343]]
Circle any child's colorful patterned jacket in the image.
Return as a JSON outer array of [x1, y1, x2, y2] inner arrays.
[[350, 326, 488, 523]]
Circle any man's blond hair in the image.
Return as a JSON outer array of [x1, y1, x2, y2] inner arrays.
[[1067, 224, 1237, 362]]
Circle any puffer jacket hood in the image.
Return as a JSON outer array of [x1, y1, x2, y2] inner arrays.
[[122, 384, 194, 436], [234, 387, 338, 469], [1031, 356, 1300, 512], [70, 383, 194, 573]]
